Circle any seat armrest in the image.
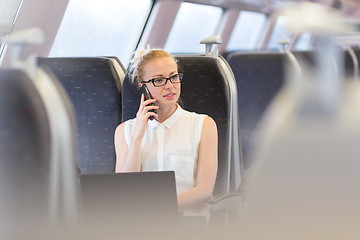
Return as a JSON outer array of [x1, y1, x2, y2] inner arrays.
[[207, 192, 243, 213]]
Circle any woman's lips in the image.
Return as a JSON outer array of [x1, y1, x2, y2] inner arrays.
[[163, 93, 176, 98]]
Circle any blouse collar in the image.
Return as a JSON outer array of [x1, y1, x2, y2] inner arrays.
[[148, 104, 183, 129]]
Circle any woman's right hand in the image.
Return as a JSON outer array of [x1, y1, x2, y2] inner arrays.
[[133, 94, 158, 140], [115, 94, 158, 172]]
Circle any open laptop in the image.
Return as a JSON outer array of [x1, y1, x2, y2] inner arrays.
[[79, 171, 179, 228]]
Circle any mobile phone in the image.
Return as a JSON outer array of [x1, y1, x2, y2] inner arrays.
[[140, 84, 156, 120]]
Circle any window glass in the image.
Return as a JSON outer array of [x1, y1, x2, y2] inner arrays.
[[164, 2, 223, 54], [0, 0, 23, 59], [0, 0, 23, 26], [0, 40, 4, 60], [267, 16, 292, 50], [294, 31, 312, 50], [50, 0, 152, 66], [227, 11, 267, 51]]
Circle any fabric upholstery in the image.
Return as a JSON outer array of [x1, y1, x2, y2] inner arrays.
[[38, 57, 124, 174], [227, 52, 285, 170]]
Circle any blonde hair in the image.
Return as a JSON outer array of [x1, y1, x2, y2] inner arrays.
[[127, 48, 176, 85]]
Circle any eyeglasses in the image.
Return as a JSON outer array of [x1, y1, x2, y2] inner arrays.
[[141, 73, 183, 87]]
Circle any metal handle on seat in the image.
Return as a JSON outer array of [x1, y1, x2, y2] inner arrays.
[[200, 35, 222, 58]]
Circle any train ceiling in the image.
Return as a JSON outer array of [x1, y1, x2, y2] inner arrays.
[[166, 0, 360, 18]]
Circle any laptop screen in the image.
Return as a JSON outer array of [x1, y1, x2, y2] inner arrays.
[[80, 171, 179, 228]]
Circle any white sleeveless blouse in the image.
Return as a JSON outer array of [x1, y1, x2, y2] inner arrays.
[[124, 105, 206, 195]]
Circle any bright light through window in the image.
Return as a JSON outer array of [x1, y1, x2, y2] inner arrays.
[[0, 0, 23, 26], [164, 2, 223, 54], [227, 11, 266, 51], [267, 16, 292, 50], [50, 0, 152, 67], [295, 31, 312, 50], [0, 0, 23, 59]]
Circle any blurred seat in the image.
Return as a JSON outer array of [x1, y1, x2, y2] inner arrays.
[[0, 67, 78, 230], [226, 51, 286, 173], [351, 46, 360, 66], [236, 44, 360, 239], [292, 49, 357, 80], [223, 46, 357, 225], [227, 48, 356, 174], [38, 57, 125, 174], [343, 48, 358, 79], [0, 69, 51, 228]]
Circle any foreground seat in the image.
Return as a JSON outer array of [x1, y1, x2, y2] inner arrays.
[[0, 67, 78, 230], [0, 29, 78, 233], [236, 43, 360, 239]]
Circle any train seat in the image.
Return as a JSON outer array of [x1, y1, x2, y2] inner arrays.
[[236, 46, 360, 239], [0, 69, 52, 228], [176, 55, 242, 197], [0, 67, 78, 230], [292, 49, 358, 80], [227, 48, 358, 176], [226, 51, 286, 173], [38, 57, 125, 174], [121, 53, 243, 223]]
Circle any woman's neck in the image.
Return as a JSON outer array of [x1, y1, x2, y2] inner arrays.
[[155, 104, 178, 123]]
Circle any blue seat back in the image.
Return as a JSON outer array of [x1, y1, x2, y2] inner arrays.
[[38, 57, 125, 174], [227, 52, 285, 171]]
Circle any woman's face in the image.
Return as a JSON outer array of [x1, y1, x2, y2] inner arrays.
[[141, 56, 181, 108]]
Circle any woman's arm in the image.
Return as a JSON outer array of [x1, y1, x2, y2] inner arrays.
[[177, 116, 218, 210], [114, 123, 138, 172], [114, 94, 158, 172]]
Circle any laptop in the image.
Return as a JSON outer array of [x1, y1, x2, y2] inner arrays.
[[79, 171, 179, 228]]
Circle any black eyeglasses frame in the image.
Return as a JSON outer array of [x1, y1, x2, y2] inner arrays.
[[141, 73, 183, 87]]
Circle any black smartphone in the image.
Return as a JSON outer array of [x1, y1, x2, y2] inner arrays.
[[140, 84, 156, 120]]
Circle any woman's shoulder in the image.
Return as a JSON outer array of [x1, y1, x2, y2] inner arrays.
[[179, 108, 216, 129], [182, 109, 216, 125], [115, 118, 136, 133], [203, 115, 217, 129], [181, 107, 208, 119], [124, 118, 137, 125]]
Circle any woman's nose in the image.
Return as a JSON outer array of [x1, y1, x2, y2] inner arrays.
[[164, 79, 174, 89]]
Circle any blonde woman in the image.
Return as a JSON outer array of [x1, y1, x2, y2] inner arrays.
[[114, 48, 218, 212]]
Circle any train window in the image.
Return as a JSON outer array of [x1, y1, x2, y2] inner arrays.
[[267, 16, 292, 50], [49, 0, 152, 65], [0, 0, 22, 26], [0, 40, 4, 59], [294, 31, 313, 50], [227, 11, 267, 51], [164, 2, 223, 53], [0, 0, 23, 58]]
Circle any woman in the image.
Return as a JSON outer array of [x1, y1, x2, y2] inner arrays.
[[114, 48, 218, 212]]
